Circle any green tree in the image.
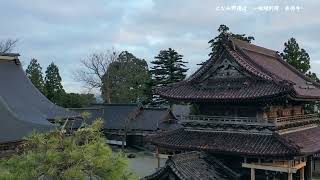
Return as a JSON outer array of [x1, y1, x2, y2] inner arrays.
[[0, 119, 137, 180], [61, 93, 97, 108], [280, 38, 311, 74], [102, 51, 151, 103], [281, 38, 320, 113], [45, 62, 65, 105], [150, 48, 188, 105], [26, 58, 46, 95], [208, 24, 254, 57]]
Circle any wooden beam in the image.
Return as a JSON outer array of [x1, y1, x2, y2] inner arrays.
[[242, 162, 306, 173], [251, 168, 255, 180]]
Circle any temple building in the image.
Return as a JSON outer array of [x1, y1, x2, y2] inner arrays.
[[71, 104, 179, 147], [147, 37, 320, 180], [0, 53, 79, 157]]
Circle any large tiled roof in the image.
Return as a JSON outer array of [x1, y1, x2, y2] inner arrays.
[[156, 37, 320, 101], [148, 128, 305, 157], [149, 126, 320, 156], [0, 57, 79, 143], [145, 151, 240, 180], [158, 80, 289, 102]]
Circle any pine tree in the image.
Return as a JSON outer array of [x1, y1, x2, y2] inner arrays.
[[45, 62, 65, 105], [0, 119, 137, 179], [281, 38, 320, 113], [150, 48, 188, 105], [280, 38, 311, 74], [208, 24, 254, 57], [26, 58, 45, 95]]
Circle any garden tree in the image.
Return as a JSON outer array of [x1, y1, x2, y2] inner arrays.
[[102, 51, 151, 103], [150, 48, 188, 105], [76, 49, 119, 102], [26, 58, 46, 95], [0, 119, 137, 180], [280, 38, 311, 74], [45, 62, 65, 106], [281, 38, 320, 113], [61, 93, 97, 108], [280, 38, 319, 82], [0, 38, 18, 53], [208, 24, 254, 57]]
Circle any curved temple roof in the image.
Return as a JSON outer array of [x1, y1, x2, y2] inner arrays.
[[156, 38, 320, 102], [148, 127, 320, 157], [0, 54, 78, 143]]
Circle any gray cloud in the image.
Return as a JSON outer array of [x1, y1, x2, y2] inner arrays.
[[1, 0, 319, 93]]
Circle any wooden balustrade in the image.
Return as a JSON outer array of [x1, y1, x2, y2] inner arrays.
[[271, 114, 320, 126], [179, 114, 320, 127], [180, 115, 270, 126]]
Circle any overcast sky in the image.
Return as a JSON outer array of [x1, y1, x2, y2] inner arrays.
[[1, 0, 319, 94]]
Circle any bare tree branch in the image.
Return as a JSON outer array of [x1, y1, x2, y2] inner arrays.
[[0, 39, 18, 53], [75, 49, 119, 102]]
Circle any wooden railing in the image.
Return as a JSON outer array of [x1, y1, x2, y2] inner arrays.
[[179, 114, 320, 127], [179, 115, 272, 126], [270, 114, 320, 127]]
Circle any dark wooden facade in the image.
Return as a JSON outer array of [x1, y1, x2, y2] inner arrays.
[[148, 37, 320, 180]]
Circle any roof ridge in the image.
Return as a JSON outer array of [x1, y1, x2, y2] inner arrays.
[[143, 107, 168, 110], [230, 38, 277, 56], [0, 53, 20, 56], [231, 42, 283, 82], [91, 103, 140, 106], [224, 44, 273, 81]]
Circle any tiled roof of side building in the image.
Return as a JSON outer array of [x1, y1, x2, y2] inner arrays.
[[144, 151, 240, 180], [156, 37, 320, 101], [147, 128, 303, 157], [130, 107, 180, 131], [90, 103, 142, 130], [72, 105, 179, 131]]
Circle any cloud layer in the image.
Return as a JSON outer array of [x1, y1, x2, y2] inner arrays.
[[1, 0, 319, 93]]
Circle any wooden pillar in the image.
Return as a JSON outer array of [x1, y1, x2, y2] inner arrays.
[[288, 173, 293, 180], [251, 168, 255, 180], [305, 156, 312, 180], [300, 167, 305, 180]]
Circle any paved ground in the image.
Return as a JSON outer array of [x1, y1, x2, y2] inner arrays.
[[127, 151, 166, 178], [112, 146, 167, 179]]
